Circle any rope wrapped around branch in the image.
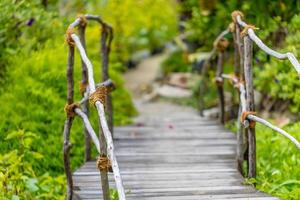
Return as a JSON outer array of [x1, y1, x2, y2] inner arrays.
[[89, 85, 113, 106], [214, 38, 230, 52], [241, 24, 259, 37], [77, 14, 87, 27], [231, 10, 244, 23], [215, 77, 223, 86], [79, 81, 88, 95], [64, 103, 80, 118], [65, 27, 75, 46], [241, 111, 256, 128], [97, 155, 113, 172]]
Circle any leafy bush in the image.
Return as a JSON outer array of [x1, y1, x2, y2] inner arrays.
[[255, 122, 300, 199], [0, 0, 60, 79], [90, 0, 178, 62], [0, 130, 64, 199], [254, 14, 300, 113]]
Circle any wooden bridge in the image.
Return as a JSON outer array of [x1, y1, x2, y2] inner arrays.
[[73, 101, 277, 200], [63, 12, 300, 200]]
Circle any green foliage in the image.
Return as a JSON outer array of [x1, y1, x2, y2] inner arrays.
[[161, 51, 191, 75], [225, 120, 300, 199], [186, 0, 300, 48], [255, 122, 300, 199], [90, 0, 178, 61], [0, 0, 60, 77], [254, 14, 300, 113], [0, 130, 64, 199]]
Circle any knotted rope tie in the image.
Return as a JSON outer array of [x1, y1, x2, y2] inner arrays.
[[77, 14, 87, 27], [241, 25, 259, 37], [214, 38, 230, 52], [65, 27, 75, 47], [234, 79, 244, 89], [228, 74, 239, 86], [79, 81, 88, 95], [231, 10, 244, 23], [89, 86, 110, 106], [228, 22, 235, 33], [215, 77, 223, 86], [241, 111, 256, 128], [97, 155, 112, 172], [64, 103, 80, 118]]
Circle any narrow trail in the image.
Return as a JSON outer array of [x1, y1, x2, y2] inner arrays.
[[124, 54, 167, 98], [73, 55, 278, 199]]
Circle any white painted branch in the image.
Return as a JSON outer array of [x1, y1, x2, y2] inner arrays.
[[71, 34, 96, 92], [239, 84, 247, 113], [75, 108, 100, 152], [247, 114, 300, 149], [236, 16, 300, 75], [71, 33, 126, 200]]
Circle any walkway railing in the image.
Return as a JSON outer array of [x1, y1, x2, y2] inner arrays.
[[199, 11, 300, 178], [62, 15, 126, 200]]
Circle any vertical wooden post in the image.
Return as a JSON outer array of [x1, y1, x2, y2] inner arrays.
[[198, 61, 210, 116], [99, 24, 111, 200], [243, 34, 256, 178], [78, 23, 91, 162], [101, 24, 114, 137], [63, 45, 75, 200], [234, 23, 247, 175], [216, 52, 225, 124]]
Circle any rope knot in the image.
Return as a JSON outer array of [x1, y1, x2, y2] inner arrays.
[[215, 77, 223, 86], [64, 103, 80, 118], [231, 10, 244, 23], [89, 85, 112, 106], [241, 111, 256, 128], [97, 155, 112, 172], [214, 38, 230, 52], [77, 14, 87, 27], [65, 27, 75, 47], [228, 22, 235, 33], [79, 81, 88, 95], [234, 79, 244, 89], [241, 25, 259, 37]]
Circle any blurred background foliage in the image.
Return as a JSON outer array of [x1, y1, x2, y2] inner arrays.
[[1, 0, 300, 199]]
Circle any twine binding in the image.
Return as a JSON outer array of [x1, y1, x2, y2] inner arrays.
[[231, 10, 244, 23], [241, 111, 256, 128], [89, 86, 111, 106], [77, 14, 87, 27], [65, 27, 75, 46], [241, 25, 259, 37], [214, 38, 230, 52], [97, 155, 112, 172], [64, 103, 80, 118], [80, 81, 88, 95]]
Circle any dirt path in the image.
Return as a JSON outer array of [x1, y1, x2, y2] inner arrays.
[[124, 54, 167, 98]]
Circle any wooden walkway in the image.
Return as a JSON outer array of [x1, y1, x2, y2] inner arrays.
[[73, 101, 278, 200]]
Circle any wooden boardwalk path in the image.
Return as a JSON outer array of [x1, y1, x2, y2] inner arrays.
[[73, 101, 278, 200]]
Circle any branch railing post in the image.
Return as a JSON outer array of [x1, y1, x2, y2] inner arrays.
[[101, 24, 114, 137], [78, 18, 91, 162], [243, 34, 256, 178], [63, 44, 75, 200], [215, 51, 225, 124], [233, 17, 247, 175]]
